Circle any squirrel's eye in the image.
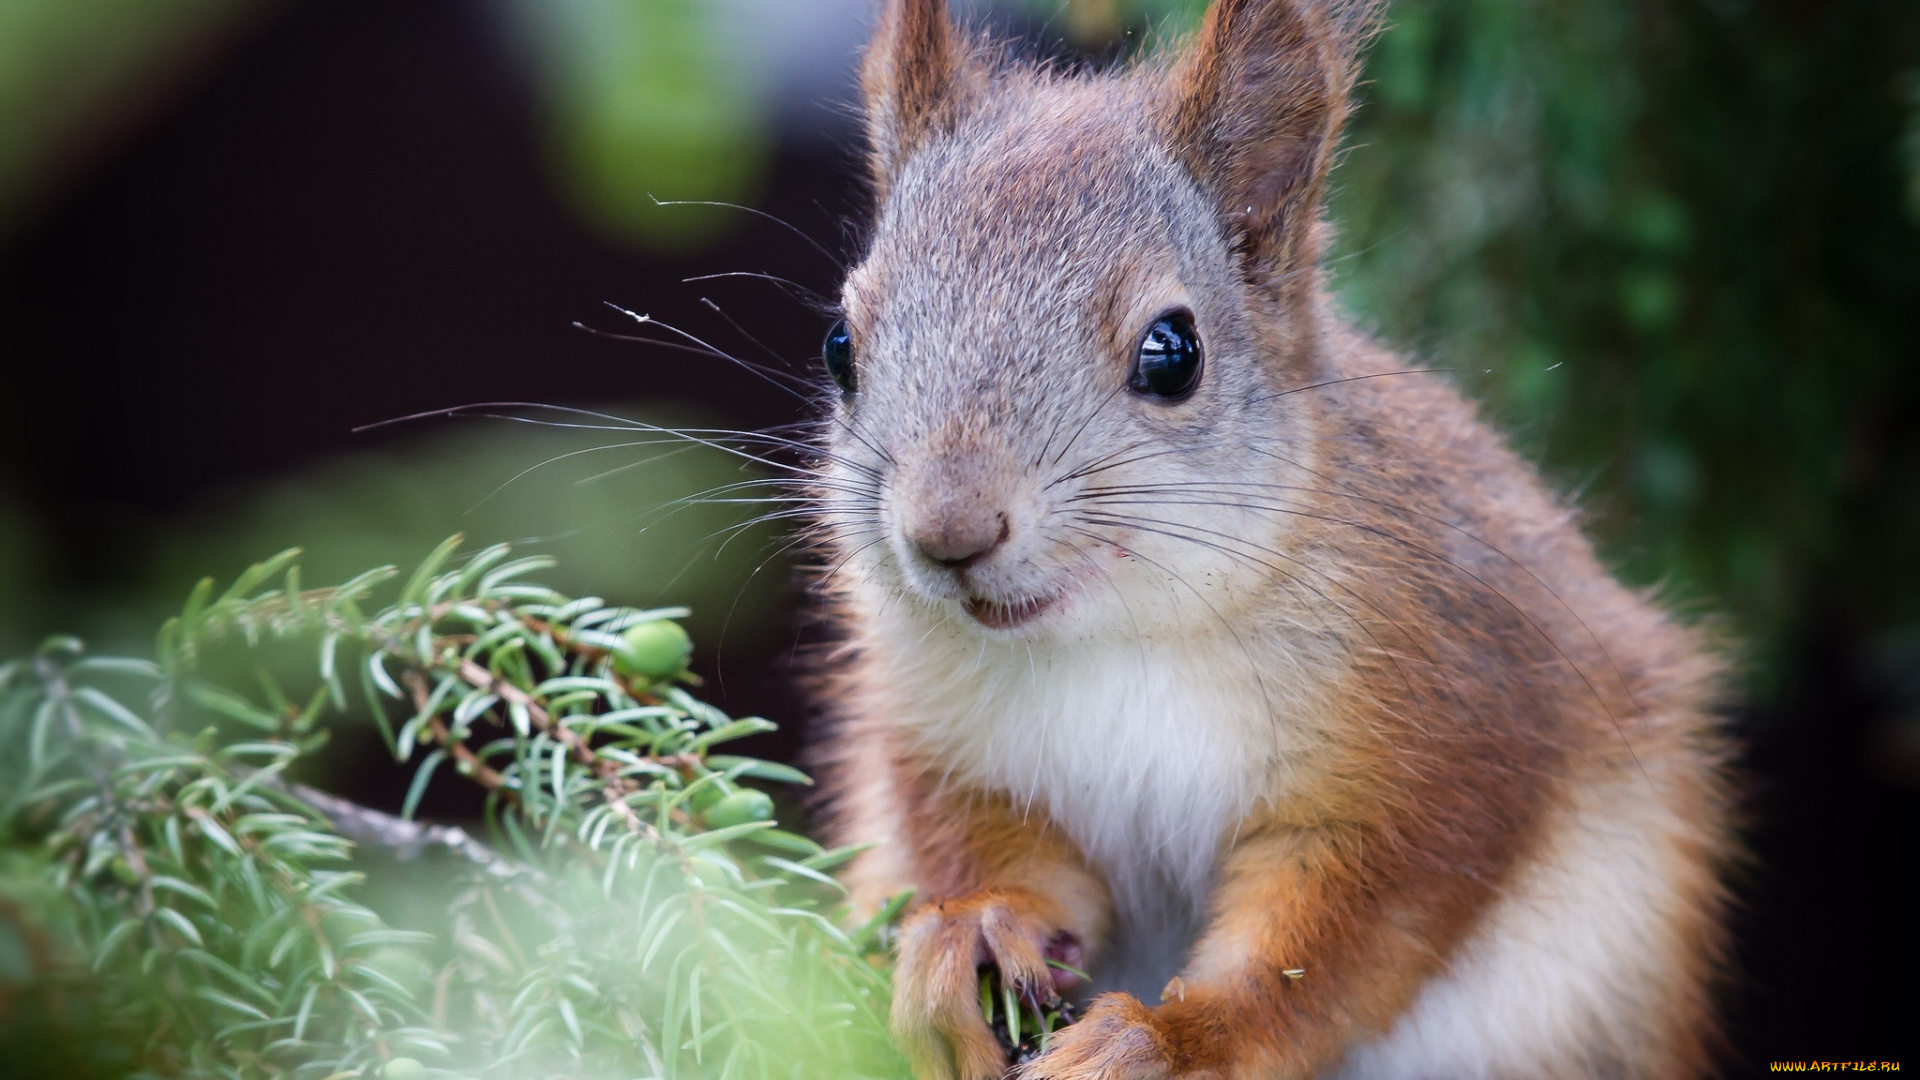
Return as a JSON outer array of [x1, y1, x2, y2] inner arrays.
[[823, 318, 857, 396], [1128, 309, 1203, 402]]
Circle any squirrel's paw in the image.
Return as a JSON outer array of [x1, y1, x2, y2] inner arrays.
[[1015, 994, 1180, 1080], [892, 891, 1080, 1080]]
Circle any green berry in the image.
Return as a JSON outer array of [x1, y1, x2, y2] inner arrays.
[[687, 779, 727, 814], [612, 620, 692, 679], [703, 788, 774, 828], [384, 1058, 426, 1080], [109, 856, 140, 886]]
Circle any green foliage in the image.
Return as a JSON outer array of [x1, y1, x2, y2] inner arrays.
[[0, 604, 431, 1078], [1329, 0, 1920, 694], [505, 0, 771, 248], [0, 541, 909, 1079]]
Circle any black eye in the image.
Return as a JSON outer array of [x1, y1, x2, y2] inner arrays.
[[1128, 309, 1203, 401], [822, 318, 856, 395]]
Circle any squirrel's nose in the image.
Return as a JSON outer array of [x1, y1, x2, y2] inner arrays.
[[912, 511, 1009, 570]]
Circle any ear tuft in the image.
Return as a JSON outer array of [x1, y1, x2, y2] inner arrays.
[[862, 0, 982, 201], [1168, 0, 1380, 288]]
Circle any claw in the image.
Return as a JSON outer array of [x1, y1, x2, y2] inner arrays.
[[1013, 994, 1173, 1080], [892, 893, 1085, 1080]]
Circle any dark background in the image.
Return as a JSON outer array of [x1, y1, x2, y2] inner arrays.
[[0, 0, 1912, 1070]]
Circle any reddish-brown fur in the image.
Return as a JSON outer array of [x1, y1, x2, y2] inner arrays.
[[811, 2, 1737, 1078]]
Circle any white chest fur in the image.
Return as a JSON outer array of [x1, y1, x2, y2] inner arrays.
[[877, 617, 1321, 998]]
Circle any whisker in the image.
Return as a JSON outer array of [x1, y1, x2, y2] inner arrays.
[[649, 195, 847, 271], [667, 305, 896, 471], [1250, 368, 1458, 405], [1045, 382, 1131, 468], [684, 272, 833, 309], [711, 505, 878, 539], [587, 467, 880, 512], [600, 305, 818, 399], [359, 401, 877, 483], [709, 507, 877, 560], [700, 297, 801, 370], [460, 438, 713, 513], [569, 319, 767, 367], [1048, 439, 1190, 487], [822, 533, 894, 584], [814, 400, 900, 470], [710, 524, 861, 687], [570, 320, 812, 397], [572, 442, 706, 487], [475, 403, 886, 481]]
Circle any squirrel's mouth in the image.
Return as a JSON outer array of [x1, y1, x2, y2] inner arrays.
[[963, 590, 1065, 630], [954, 562, 1106, 632]]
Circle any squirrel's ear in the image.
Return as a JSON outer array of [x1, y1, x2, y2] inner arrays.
[[1167, 0, 1376, 288], [861, 0, 980, 200]]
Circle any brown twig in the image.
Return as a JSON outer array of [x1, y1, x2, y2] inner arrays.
[[430, 717, 512, 794], [603, 780, 650, 835], [404, 671, 513, 797], [454, 660, 599, 769], [448, 660, 698, 784], [406, 661, 701, 835]]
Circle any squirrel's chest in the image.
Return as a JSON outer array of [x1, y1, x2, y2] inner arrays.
[[890, 635, 1315, 992]]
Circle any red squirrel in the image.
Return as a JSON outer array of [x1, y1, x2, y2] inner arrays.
[[811, 1, 1737, 1077]]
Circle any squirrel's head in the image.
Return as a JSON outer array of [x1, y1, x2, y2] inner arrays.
[[821, 0, 1376, 644]]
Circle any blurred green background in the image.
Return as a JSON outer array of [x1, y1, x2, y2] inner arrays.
[[0, 0, 1914, 1061]]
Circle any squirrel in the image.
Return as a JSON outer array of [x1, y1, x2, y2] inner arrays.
[[809, 1, 1737, 1078]]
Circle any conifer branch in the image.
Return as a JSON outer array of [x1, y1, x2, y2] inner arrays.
[[0, 539, 912, 1080]]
